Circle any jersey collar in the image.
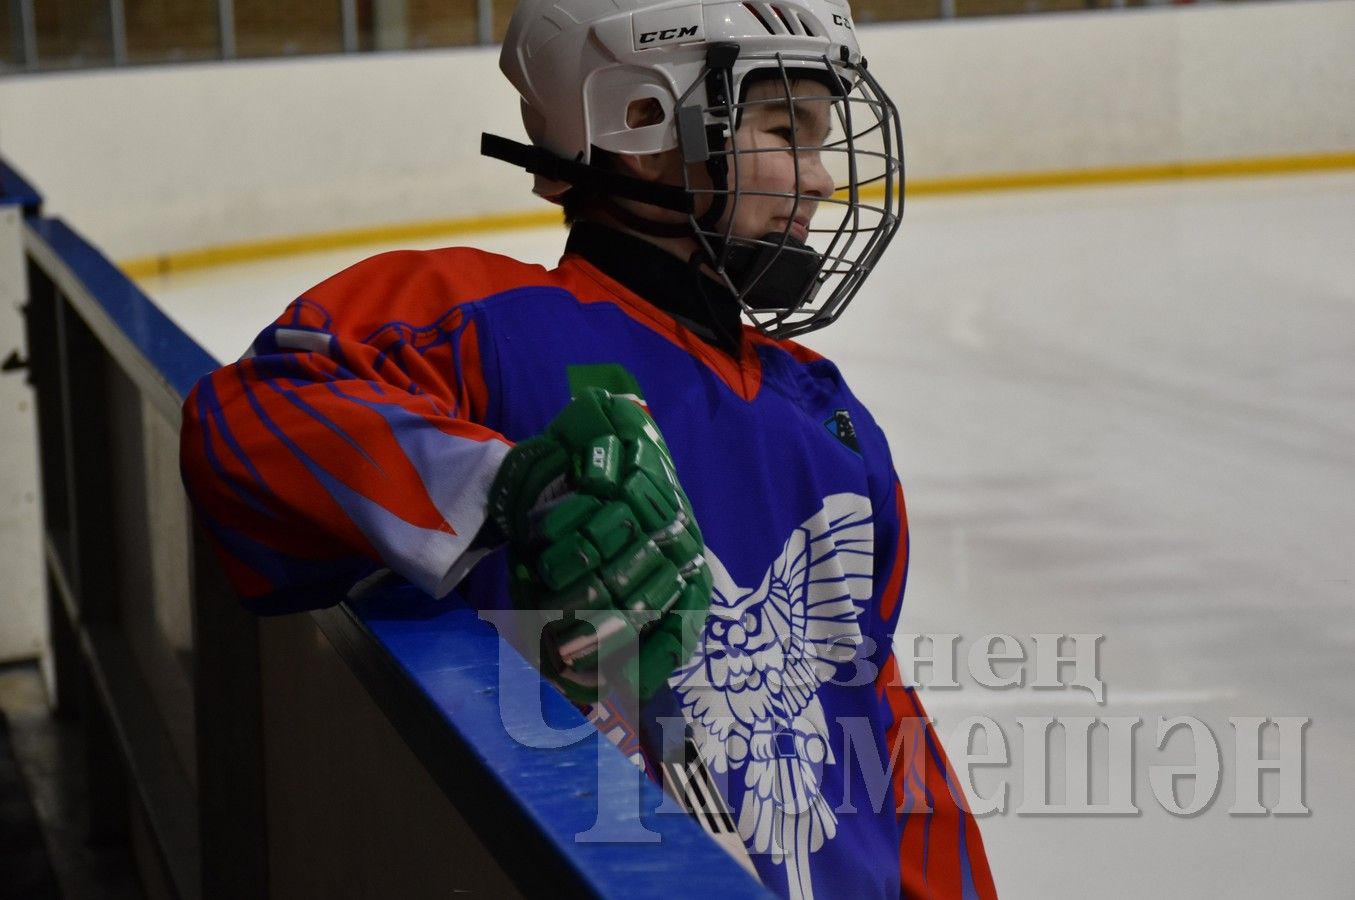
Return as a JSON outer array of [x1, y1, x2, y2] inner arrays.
[[564, 222, 744, 357]]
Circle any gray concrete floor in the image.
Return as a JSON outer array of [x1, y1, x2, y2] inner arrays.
[[0, 662, 142, 900]]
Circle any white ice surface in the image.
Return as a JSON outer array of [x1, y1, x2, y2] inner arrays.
[[141, 172, 1355, 898]]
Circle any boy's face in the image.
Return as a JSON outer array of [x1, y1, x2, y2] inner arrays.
[[610, 75, 839, 264], [718, 76, 837, 245]]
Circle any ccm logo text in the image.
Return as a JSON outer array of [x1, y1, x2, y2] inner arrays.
[[639, 25, 699, 43]]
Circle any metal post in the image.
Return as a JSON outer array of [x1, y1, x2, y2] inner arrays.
[[109, 0, 128, 65], [0, 198, 45, 667], [341, 0, 358, 52], [4, 0, 15, 65], [17, 0, 36, 70], [940, 0, 956, 18], [217, 0, 235, 60], [476, 0, 492, 45], [371, 0, 407, 51]]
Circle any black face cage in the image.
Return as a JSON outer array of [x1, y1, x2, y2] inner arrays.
[[675, 50, 904, 339]]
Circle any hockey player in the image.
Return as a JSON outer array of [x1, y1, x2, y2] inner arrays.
[[179, 0, 996, 897]]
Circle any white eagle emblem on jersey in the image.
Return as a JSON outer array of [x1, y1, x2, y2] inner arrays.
[[669, 493, 874, 900]]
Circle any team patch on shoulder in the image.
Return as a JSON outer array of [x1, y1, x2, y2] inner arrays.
[[825, 408, 860, 454]]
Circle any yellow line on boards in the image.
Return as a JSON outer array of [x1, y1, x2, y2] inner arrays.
[[904, 151, 1355, 196], [120, 150, 1355, 280], [119, 209, 563, 280]]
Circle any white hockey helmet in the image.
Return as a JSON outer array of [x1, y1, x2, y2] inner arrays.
[[484, 0, 904, 338]]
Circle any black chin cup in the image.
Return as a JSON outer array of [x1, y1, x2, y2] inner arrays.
[[712, 234, 823, 311]]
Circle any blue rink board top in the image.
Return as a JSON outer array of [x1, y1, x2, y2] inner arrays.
[[0, 159, 43, 213], [27, 217, 219, 403], [358, 593, 769, 897]]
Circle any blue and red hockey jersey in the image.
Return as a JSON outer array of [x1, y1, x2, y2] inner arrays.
[[180, 243, 996, 900]]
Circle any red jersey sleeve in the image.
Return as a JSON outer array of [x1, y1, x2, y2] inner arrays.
[[179, 250, 510, 613]]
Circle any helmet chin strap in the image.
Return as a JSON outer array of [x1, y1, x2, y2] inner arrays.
[[592, 149, 729, 241], [593, 192, 698, 240], [705, 233, 824, 312]]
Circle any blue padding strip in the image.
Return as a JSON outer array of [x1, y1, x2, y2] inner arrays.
[[0, 158, 43, 214], [362, 598, 769, 898], [28, 217, 221, 400]]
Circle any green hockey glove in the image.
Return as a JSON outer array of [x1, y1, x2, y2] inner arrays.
[[486, 387, 711, 703]]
